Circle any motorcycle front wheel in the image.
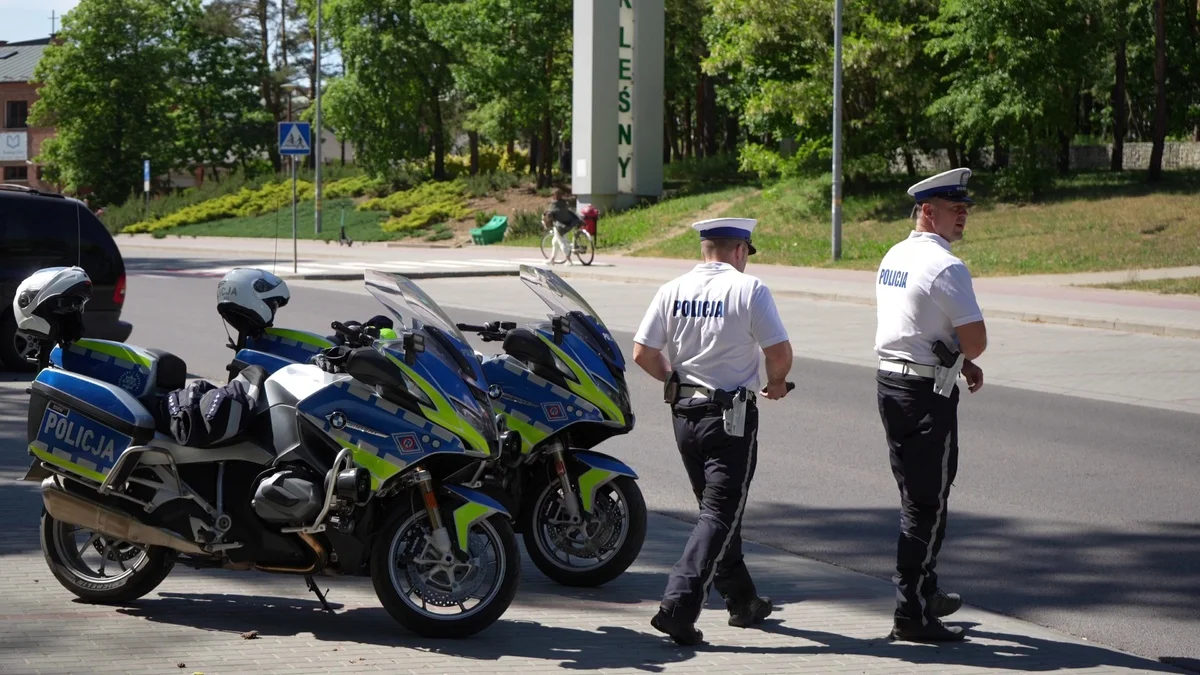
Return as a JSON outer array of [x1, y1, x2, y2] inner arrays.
[[523, 474, 647, 587], [371, 507, 520, 638]]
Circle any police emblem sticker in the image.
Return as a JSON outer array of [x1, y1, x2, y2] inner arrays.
[[393, 432, 423, 454], [542, 402, 567, 422], [118, 370, 145, 395]]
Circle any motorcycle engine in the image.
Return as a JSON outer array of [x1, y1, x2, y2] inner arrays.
[[251, 468, 324, 525]]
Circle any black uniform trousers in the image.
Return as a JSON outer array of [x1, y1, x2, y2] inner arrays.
[[660, 398, 759, 624], [876, 371, 959, 625]]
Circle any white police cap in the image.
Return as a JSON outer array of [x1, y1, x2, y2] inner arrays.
[[907, 168, 974, 204], [692, 217, 758, 255]]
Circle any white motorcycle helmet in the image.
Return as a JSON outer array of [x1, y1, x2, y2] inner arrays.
[[13, 266, 92, 340], [216, 268, 290, 337]]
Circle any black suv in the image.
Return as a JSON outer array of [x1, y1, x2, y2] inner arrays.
[[1, 184, 132, 371]]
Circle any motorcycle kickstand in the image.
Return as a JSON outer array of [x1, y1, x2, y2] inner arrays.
[[305, 575, 335, 614]]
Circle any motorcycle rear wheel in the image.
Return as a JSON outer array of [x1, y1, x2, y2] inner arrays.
[[371, 507, 520, 638], [40, 510, 175, 603]]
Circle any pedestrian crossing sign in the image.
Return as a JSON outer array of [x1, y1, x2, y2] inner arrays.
[[278, 122, 311, 156]]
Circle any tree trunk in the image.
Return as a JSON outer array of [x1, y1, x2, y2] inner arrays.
[[529, 132, 539, 179], [903, 149, 916, 176], [257, 0, 280, 172], [468, 130, 480, 176], [724, 112, 739, 154], [540, 110, 553, 188], [1148, 0, 1167, 182], [1057, 127, 1071, 175], [694, 72, 705, 158], [430, 84, 446, 181], [1111, 27, 1127, 171], [703, 75, 718, 157], [1189, 0, 1198, 35], [683, 96, 693, 158], [993, 136, 1009, 170]]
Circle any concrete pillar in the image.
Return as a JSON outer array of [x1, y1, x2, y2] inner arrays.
[[573, 0, 663, 213]]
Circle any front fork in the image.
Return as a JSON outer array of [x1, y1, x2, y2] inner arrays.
[[414, 467, 456, 563], [547, 440, 584, 526]]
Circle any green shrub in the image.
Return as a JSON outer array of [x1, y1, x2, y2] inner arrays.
[[475, 210, 497, 227], [507, 209, 544, 238], [382, 201, 470, 233], [124, 180, 315, 233]]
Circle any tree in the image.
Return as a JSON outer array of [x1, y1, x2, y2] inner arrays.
[[421, 0, 573, 187], [1148, 0, 1167, 181], [213, 0, 286, 171], [324, 0, 454, 179], [30, 0, 194, 205], [928, 0, 1101, 189]]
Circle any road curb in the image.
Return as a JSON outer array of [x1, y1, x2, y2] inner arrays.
[[279, 269, 520, 281], [553, 270, 1200, 340]]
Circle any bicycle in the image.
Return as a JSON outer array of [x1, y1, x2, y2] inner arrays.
[[540, 216, 595, 266]]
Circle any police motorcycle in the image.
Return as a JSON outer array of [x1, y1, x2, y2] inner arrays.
[[219, 265, 647, 588], [16, 266, 523, 638]]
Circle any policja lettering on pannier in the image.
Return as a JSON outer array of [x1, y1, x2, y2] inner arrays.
[[41, 408, 118, 462], [672, 299, 725, 318]]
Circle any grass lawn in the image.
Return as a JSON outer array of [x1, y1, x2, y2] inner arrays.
[[1088, 277, 1200, 295], [157, 199, 399, 242], [632, 171, 1200, 277]]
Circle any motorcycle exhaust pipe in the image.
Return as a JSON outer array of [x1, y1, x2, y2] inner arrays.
[[41, 477, 210, 556]]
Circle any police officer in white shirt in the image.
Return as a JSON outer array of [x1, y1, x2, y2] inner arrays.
[[633, 217, 793, 646], [875, 167, 987, 643]]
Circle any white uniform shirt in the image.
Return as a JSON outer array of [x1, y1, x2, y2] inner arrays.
[[874, 231, 983, 366], [634, 262, 789, 392]]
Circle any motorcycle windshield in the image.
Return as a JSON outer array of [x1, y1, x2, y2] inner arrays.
[[519, 264, 625, 370], [364, 270, 496, 445]]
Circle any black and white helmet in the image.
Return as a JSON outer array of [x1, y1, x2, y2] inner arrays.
[[13, 266, 92, 340], [216, 268, 290, 337]]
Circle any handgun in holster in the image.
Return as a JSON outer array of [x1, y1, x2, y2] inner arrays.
[[721, 387, 749, 438], [663, 371, 681, 404], [931, 340, 966, 398]]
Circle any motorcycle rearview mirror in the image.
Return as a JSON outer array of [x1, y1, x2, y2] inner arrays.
[[551, 316, 571, 344], [403, 332, 425, 366]]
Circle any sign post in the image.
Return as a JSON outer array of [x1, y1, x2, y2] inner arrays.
[[278, 122, 312, 273]]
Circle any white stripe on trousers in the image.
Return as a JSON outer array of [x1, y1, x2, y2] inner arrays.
[[915, 428, 953, 625], [696, 424, 758, 618]]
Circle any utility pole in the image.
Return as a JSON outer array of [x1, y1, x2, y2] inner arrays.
[[313, 0, 323, 235], [50, 10, 56, 35], [831, 0, 844, 261]]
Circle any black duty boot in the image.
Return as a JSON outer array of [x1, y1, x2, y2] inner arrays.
[[651, 607, 705, 646], [889, 617, 966, 643], [727, 596, 773, 627], [927, 588, 962, 618]]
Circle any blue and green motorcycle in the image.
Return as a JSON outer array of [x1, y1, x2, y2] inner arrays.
[[20, 267, 522, 638], [224, 266, 647, 588]]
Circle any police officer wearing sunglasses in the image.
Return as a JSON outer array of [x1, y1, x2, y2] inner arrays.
[[633, 218, 793, 646], [875, 168, 988, 643]]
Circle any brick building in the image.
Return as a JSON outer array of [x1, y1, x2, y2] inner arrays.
[[0, 37, 53, 191]]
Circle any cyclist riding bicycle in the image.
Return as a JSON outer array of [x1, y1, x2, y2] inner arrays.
[[544, 186, 583, 265]]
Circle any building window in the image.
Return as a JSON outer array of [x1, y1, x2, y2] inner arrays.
[[5, 100, 29, 129], [3, 166, 29, 181]]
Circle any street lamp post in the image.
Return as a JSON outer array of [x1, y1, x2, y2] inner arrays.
[[831, 0, 844, 261]]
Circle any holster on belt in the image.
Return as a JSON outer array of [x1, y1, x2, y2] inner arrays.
[[722, 388, 749, 438], [931, 340, 965, 398], [663, 371, 681, 404]]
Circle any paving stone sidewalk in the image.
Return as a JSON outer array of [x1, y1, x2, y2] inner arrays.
[[0, 467, 1184, 675]]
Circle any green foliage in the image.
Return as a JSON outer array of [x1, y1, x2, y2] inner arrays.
[[324, 0, 455, 180], [30, 0, 272, 206], [323, 174, 389, 199], [125, 180, 315, 233], [359, 180, 471, 233], [461, 171, 524, 198], [100, 168, 275, 233], [425, 224, 455, 241], [474, 211, 497, 227], [506, 210, 545, 238]]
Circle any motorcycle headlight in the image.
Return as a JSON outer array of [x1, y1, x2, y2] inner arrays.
[[552, 353, 578, 382]]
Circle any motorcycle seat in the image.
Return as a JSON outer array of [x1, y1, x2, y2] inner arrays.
[[143, 348, 188, 392]]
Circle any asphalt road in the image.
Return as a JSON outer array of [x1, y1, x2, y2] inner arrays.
[[7, 272, 1198, 667]]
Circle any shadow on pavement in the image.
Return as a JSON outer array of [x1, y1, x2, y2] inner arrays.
[[109, 592, 1184, 673], [670, 501, 1200, 634]]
